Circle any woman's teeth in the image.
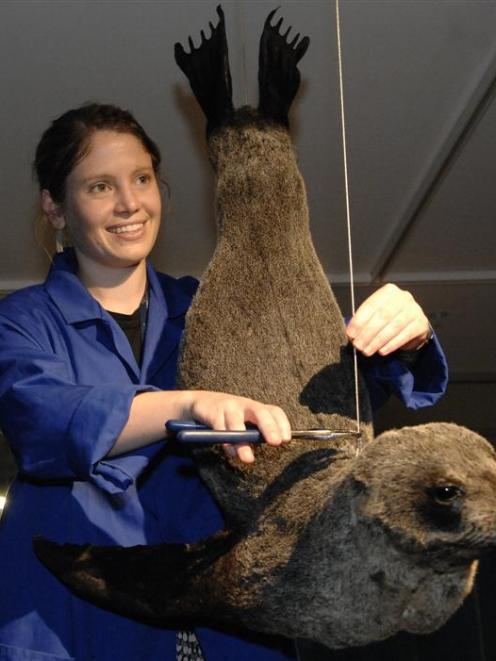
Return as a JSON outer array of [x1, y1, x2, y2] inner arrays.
[[109, 223, 144, 234]]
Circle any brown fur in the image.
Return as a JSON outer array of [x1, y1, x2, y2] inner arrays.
[[34, 423, 496, 648], [179, 112, 373, 436], [177, 111, 373, 519]]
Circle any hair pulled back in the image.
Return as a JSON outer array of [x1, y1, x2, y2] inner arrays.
[[34, 103, 162, 203]]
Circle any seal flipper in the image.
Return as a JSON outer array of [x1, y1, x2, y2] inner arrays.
[[33, 531, 234, 627], [174, 5, 234, 134], [258, 8, 310, 127]]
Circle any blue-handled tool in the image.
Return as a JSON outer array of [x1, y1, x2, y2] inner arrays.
[[165, 420, 361, 444]]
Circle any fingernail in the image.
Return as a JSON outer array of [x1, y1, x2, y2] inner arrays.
[[240, 448, 255, 463]]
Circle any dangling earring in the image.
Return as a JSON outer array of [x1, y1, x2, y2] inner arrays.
[[55, 228, 65, 254]]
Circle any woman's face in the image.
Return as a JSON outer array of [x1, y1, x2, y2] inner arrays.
[[49, 130, 162, 272]]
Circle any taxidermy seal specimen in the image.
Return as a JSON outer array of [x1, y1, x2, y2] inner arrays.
[[34, 6, 496, 650]]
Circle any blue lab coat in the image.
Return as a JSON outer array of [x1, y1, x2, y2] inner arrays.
[[0, 249, 447, 660]]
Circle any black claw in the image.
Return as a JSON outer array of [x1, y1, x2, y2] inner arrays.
[[295, 36, 310, 60], [266, 7, 279, 23]]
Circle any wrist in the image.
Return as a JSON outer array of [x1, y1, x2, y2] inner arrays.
[[395, 324, 434, 365], [399, 323, 433, 352]]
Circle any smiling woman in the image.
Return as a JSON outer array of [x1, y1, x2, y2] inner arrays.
[[41, 130, 162, 313]]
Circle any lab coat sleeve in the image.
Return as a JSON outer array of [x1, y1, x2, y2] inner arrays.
[[0, 314, 160, 495], [359, 332, 448, 410]]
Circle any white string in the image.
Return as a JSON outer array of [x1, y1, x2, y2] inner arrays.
[[335, 0, 361, 435]]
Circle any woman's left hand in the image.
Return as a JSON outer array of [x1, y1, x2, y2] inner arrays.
[[346, 283, 431, 357]]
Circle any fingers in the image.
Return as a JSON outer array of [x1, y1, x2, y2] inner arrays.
[[244, 404, 292, 446], [222, 442, 255, 463], [346, 284, 430, 357], [188, 392, 291, 464], [225, 402, 291, 464], [223, 402, 253, 463]]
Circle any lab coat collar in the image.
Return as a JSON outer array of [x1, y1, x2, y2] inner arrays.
[[45, 249, 105, 324], [44, 248, 192, 323], [44, 248, 192, 381], [140, 263, 195, 382]]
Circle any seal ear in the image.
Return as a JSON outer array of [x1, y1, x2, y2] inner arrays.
[[258, 9, 310, 128], [174, 5, 234, 134]]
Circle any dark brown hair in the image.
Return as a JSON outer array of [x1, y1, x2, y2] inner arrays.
[[34, 102, 162, 203]]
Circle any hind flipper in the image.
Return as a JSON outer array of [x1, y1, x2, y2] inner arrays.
[[174, 5, 234, 133], [33, 532, 233, 627], [258, 8, 310, 127]]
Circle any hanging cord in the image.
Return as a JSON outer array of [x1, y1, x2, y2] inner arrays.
[[335, 0, 361, 440]]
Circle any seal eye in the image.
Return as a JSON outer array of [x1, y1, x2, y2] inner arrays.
[[431, 485, 463, 505], [420, 484, 464, 530]]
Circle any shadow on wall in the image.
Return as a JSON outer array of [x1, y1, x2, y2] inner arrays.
[[374, 380, 496, 442]]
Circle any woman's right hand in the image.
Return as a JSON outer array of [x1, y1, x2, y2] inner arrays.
[[183, 391, 292, 463], [111, 389, 291, 463]]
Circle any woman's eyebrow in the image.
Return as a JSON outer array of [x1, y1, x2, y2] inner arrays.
[[80, 166, 154, 183]]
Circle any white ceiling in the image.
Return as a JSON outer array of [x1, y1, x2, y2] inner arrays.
[[1, 0, 495, 435]]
